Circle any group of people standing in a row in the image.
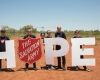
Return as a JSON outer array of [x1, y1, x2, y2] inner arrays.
[[0, 26, 91, 72]]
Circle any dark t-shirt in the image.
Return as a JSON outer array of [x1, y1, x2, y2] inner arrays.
[[23, 35, 36, 39], [46, 36, 52, 38], [73, 35, 81, 38], [55, 31, 66, 50], [55, 31, 66, 39], [0, 36, 10, 51], [73, 35, 82, 48], [73, 35, 83, 58]]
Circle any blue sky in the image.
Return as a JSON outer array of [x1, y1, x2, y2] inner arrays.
[[0, 0, 100, 31]]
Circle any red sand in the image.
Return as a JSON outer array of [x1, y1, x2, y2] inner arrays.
[[0, 37, 100, 80]]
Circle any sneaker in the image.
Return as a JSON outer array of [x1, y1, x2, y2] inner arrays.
[[41, 66, 48, 70], [51, 66, 55, 70], [55, 67, 62, 70], [33, 68, 38, 70], [75, 66, 80, 71], [47, 68, 51, 70], [47, 66, 54, 70], [7, 68, 14, 72], [62, 67, 66, 71], [86, 69, 92, 72], [24, 68, 28, 71], [0, 69, 2, 72]]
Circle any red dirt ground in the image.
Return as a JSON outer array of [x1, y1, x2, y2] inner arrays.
[[0, 37, 100, 80]]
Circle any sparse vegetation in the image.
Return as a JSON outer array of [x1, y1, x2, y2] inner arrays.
[[1, 26, 100, 41]]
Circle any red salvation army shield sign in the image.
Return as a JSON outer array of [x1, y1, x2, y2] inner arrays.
[[18, 37, 42, 64]]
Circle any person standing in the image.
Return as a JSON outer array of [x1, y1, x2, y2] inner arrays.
[[40, 31, 45, 43], [0, 29, 14, 72], [41, 30, 54, 70], [46, 30, 52, 38], [55, 26, 66, 70], [45, 30, 53, 70], [73, 30, 91, 72], [23, 28, 37, 71]]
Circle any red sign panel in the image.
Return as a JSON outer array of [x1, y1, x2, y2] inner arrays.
[[18, 37, 42, 64]]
